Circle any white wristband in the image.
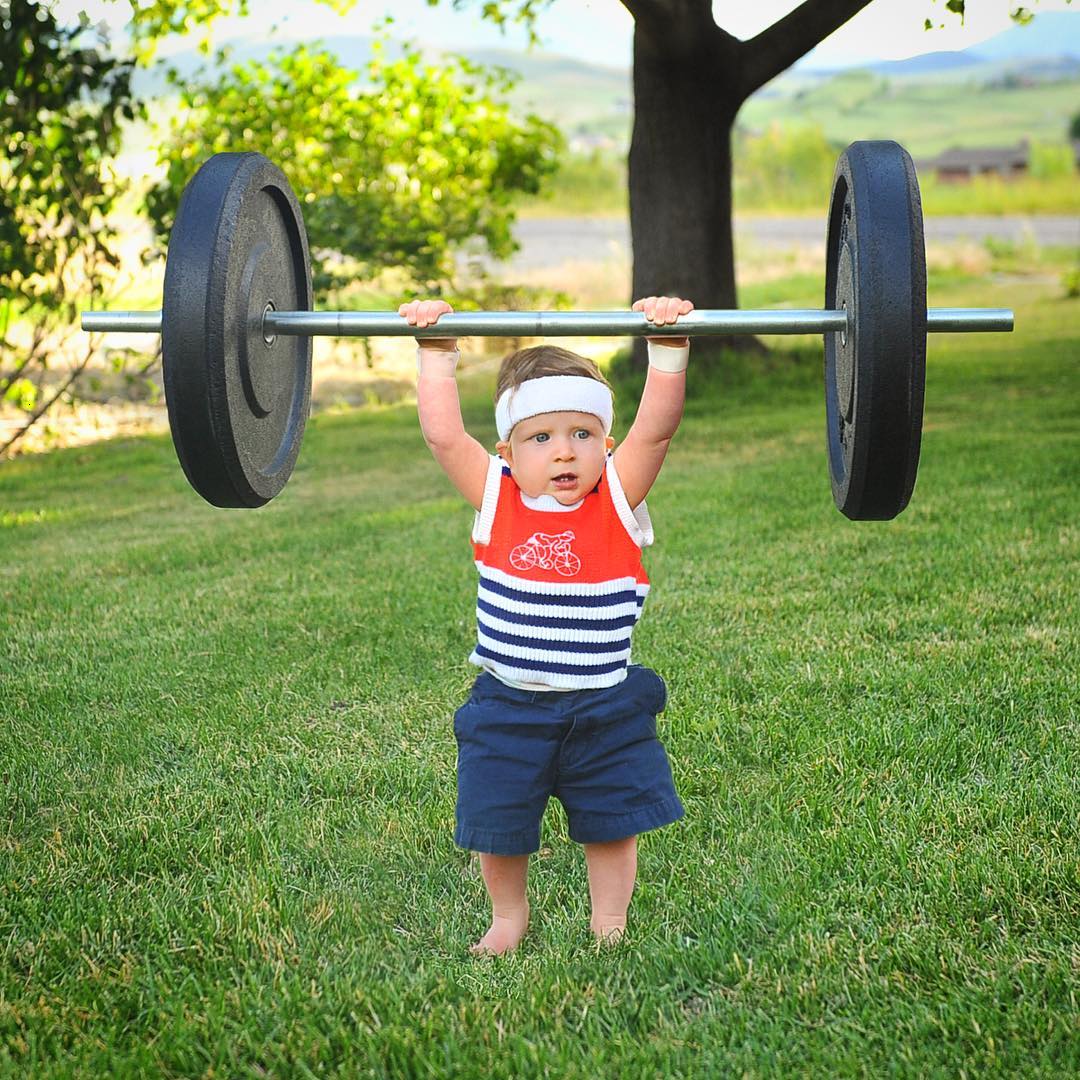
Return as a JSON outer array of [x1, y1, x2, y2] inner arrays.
[[646, 340, 690, 373], [416, 347, 460, 378]]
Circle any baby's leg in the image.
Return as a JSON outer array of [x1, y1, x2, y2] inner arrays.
[[470, 852, 531, 956], [583, 835, 637, 942]]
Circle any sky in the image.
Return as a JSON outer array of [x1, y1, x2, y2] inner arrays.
[[59, 0, 1078, 70]]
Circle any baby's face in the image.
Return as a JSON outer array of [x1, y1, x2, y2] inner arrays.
[[497, 410, 615, 504]]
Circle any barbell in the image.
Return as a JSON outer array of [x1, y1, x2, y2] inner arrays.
[[81, 141, 1013, 519]]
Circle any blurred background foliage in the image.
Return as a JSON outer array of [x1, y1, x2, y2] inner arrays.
[[145, 40, 562, 296], [1, 0, 1078, 453], [0, 0, 135, 449], [0, 0, 564, 451]]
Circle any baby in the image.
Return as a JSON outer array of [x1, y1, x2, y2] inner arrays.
[[402, 295, 693, 955]]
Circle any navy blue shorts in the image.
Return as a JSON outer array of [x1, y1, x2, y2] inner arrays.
[[453, 663, 685, 856]]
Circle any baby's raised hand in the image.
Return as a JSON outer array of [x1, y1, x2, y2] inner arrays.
[[633, 296, 694, 348], [399, 299, 457, 352]]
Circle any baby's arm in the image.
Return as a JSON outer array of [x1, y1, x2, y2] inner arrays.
[[403, 300, 489, 512], [612, 296, 692, 510]]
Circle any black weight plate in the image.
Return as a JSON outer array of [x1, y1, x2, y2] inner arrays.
[[162, 153, 312, 508], [824, 141, 927, 520]]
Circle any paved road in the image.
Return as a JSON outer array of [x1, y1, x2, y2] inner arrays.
[[477, 214, 1080, 271]]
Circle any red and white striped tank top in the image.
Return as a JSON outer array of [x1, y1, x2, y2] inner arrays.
[[469, 451, 654, 691]]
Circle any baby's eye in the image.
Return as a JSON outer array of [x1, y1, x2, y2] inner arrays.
[[533, 432, 549, 443], [574, 429, 591, 440]]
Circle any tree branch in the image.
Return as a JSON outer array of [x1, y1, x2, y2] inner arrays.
[[737, 0, 874, 100], [1, 350, 37, 390], [0, 343, 94, 459]]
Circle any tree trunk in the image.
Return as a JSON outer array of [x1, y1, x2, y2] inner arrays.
[[623, 0, 876, 371], [627, 18, 746, 369]]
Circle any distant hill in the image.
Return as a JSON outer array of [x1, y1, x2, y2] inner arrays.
[[868, 51, 985, 78], [968, 10, 1080, 61], [802, 10, 1080, 77], [134, 35, 381, 96], [135, 10, 1080, 157], [134, 36, 633, 141], [737, 66, 1079, 157], [449, 47, 632, 139]]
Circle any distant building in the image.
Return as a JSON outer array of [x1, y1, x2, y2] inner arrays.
[[921, 141, 1031, 182], [920, 139, 1080, 181]]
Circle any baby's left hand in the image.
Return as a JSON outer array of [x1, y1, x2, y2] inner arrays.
[[633, 296, 694, 348]]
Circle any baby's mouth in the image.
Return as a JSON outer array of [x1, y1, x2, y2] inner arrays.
[[552, 473, 578, 488]]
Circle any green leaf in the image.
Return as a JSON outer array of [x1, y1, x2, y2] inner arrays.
[[3, 377, 38, 412], [148, 31, 562, 291]]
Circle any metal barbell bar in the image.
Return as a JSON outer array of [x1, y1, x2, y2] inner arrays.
[[81, 307, 1014, 338], [74, 143, 1019, 517]]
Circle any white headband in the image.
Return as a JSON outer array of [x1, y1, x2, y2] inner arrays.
[[495, 376, 613, 442]]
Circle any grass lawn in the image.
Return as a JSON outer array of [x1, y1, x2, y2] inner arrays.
[[1, 270, 1078, 1076]]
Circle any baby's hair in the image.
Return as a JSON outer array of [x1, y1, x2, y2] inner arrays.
[[495, 345, 616, 428]]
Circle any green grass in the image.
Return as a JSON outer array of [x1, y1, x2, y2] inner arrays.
[[1, 271, 1078, 1076], [916, 173, 1080, 215]]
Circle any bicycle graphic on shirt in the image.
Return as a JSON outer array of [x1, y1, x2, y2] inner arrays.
[[509, 530, 581, 576]]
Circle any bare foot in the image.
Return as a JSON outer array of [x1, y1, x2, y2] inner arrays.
[[590, 917, 627, 945], [469, 902, 530, 956]]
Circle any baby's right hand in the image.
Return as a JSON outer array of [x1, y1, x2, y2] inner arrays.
[[398, 299, 457, 352]]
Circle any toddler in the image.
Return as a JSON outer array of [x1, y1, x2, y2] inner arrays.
[[401, 295, 693, 956]]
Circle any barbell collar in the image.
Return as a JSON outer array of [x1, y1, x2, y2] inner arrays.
[[81, 307, 1014, 338]]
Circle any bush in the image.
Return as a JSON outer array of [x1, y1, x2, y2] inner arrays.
[[148, 36, 563, 294], [733, 124, 839, 212], [1029, 141, 1076, 180]]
